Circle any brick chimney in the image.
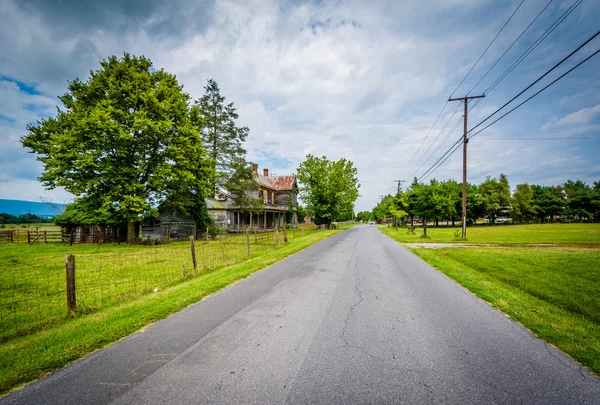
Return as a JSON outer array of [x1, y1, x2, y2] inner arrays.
[[263, 168, 269, 177]]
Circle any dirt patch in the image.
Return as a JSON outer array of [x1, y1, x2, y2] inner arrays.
[[403, 243, 481, 249]]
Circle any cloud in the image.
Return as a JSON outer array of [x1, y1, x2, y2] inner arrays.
[[541, 104, 600, 132], [0, 0, 599, 210]]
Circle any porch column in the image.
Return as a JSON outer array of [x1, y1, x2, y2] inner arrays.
[[264, 211, 266, 229], [250, 213, 253, 229], [237, 211, 240, 230]]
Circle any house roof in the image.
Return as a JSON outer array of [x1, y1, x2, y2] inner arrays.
[[255, 174, 296, 191]]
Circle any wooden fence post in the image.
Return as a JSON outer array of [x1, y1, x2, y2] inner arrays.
[[206, 227, 209, 242], [254, 228, 258, 245], [190, 235, 197, 273], [283, 224, 288, 243], [301, 227, 304, 237], [275, 227, 279, 248], [245, 228, 250, 256], [44, 230, 47, 244], [27, 230, 31, 245], [65, 254, 76, 311]]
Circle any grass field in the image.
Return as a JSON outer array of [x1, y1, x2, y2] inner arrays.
[[0, 231, 283, 341], [0, 226, 349, 394], [381, 223, 600, 376], [381, 223, 600, 245]]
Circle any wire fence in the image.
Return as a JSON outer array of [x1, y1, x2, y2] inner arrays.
[[0, 225, 339, 342]]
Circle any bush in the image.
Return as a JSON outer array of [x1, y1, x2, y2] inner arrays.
[[209, 225, 228, 240]]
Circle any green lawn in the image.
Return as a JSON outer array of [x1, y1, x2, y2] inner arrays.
[[0, 226, 346, 394], [381, 223, 600, 245], [381, 223, 600, 376], [0, 231, 286, 341]]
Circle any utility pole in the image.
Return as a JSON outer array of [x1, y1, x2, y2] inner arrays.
[[448, 94, 485, 239], [393, 180, 405, 195]]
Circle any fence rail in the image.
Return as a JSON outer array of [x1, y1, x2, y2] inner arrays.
[[0, 225, 331, 341], [0, 228, 67, 244]]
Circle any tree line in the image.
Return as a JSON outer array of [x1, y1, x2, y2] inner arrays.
[[22, 54, 255, 242], [362, 175, 600, 228], [0, 213, 54, 225]]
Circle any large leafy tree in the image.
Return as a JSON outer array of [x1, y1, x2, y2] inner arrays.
[[296, 155, 360, 225], [479, 174, 510, 224], [22, 54, 213, 242], [511, 183, 536, 224], [592, 181, 600, 223], [411, 181, 438, 236], [562, 179, 592, 221], [531, 185, 564, 223], [356, 211, 372, 222]]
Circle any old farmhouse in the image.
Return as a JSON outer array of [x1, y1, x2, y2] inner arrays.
[[206, 166, 298, 231]]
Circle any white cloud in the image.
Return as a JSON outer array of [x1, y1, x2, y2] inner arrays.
[[1, 0, 599, 211], [541, 104, 600, 132]]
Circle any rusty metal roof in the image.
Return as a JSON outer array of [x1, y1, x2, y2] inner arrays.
[[268, 175, 296, 190], [255, 174, 296, 190]]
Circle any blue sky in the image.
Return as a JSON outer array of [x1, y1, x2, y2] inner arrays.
[[0, 0, 598, 211]]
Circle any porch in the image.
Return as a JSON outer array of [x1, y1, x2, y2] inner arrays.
[[228, 210, 293, 232]]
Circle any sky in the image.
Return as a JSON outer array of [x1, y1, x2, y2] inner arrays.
[[0, 0, 599, 212]]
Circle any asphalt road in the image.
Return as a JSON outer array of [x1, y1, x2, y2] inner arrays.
[[3, 225, 600, 404]]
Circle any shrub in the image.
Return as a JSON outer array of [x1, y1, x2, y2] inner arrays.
[[209, 225, 228, 240]]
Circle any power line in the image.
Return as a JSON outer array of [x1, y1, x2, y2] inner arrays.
[[485, 0, 583, 95], [419, 138, 464, 182], [418, 38, 599, 184], [469, 46, 600, 139], [397, 101, 448, 178], [469, 29, 600, 135], [449, 0, 526, 98], [408, 114, 462, 180], [411, 2, 591, 184], [406, 103, 461, 179], [467, 0, 554, 95], [476, 137, 600, 140], [465, 0, 582, 117]]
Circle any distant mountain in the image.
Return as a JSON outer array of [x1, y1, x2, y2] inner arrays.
[[0, 199, 67, 217]]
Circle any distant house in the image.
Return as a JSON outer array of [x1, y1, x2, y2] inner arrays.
[[141, 165, 298, 240], [206, 165, 298, 231]]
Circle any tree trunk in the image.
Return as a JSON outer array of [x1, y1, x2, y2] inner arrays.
[[452, 217, 455, 226], [127, 219, 136, 243], [423, 217, 427, 236], [435, 219, 439, 227]]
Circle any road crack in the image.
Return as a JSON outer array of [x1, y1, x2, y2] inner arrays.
[[337, 243, 384, 362]]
